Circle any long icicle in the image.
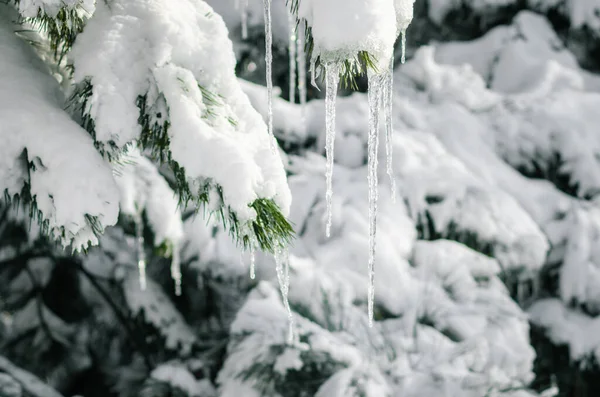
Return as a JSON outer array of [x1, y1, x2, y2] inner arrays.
[[263, 0, 275, 149], [171, 243, 182, 296], [367, 70, 384, 327], [384, 56, 397, 203], [134, 209, 147, 291], [297, 21, 307, 120], [288, 8, 297, 104], [275, 247, 294, 343], [324, 63, 340, 238]]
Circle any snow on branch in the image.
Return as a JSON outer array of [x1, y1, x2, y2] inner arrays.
[[0, 4, 119, 251], [70, 0, 293, 253]]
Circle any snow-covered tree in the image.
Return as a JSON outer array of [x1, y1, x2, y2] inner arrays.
[[2, 0, 600, 396]]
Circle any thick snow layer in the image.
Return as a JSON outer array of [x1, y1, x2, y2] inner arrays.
[[0, 4, 119, 250], [71, 0, 291, 222], [115, 149, 183, 247], [16, 0, 94, 18], [297, 0, 413, 68]]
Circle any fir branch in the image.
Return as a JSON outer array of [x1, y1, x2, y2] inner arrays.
[[286, 0, 380, 89]]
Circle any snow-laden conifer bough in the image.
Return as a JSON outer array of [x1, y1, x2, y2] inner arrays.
[[3, 0, 295, 320], [252, 0, 415, 327]]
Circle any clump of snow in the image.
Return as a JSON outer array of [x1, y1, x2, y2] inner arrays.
[[123, 274, 197, 355], [0, 4, 119, 250], [71, 0, 291, 222], [151, 363, 216, 397]]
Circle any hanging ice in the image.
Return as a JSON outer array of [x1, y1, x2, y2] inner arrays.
[[263, 0, 275, 148], [367, 70, 386, 327], [400, 29, 407, 64], [324, 63, 340, 238], [309, 54, 319, 90], [288, 8, 297, 104], [134, 210, 147, 291], [297, 22, 307, 119], [275, 247, 294, 343], [250, 246, 256, 280], [171, 243, 182, 296], [383, 57, 397, 202]]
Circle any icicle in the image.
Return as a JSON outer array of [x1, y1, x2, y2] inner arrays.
[[171, 243, 182, 296], [384, 56, 397, 203], [275, 247, 294, 343], [134, 210, 147, 291], [288, 9, 297, 104], [324, 63, 340, 238], [400, 29, 407, 64], [250, 246, 256, 280], [367, 71, 385, 327], [297, 22, 307, 119], [263, 0, 275, 149]]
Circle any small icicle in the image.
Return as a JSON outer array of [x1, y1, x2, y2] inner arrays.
[[241, 0, 249, 40], [297, 22, 307, 119], [171, 243, 182, 296], [367, 71, 385, 327], [275, 247, 294, 343], [250, 246, 256, 280], [263, 0, 275, 149], [134, 210, 147, 291], [400, 29, 407, 64], [384, 56, 397, 203], [324, 63, 340, 238], [288, 9, 297, 104]]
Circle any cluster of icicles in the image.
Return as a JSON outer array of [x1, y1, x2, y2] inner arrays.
[[134, 1, 409, 344], [247, 0, 408, 338]]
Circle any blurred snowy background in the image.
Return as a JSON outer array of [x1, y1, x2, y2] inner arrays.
[[1, 0, 600, 396]]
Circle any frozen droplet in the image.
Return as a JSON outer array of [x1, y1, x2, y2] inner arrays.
[[324, 62, 340, 238]]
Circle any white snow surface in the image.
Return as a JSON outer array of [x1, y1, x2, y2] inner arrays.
[[0, 4, 119, 250], [298, 0, 414, 68], [71, 0, 291, 222]]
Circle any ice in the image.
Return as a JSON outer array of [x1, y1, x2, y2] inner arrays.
[[297, 22, 308, 118], [324, 63, 341, 238], [171, 243, 182, 296], [250, 246, 256, 280], [383, 57, 397, 202], [274, 248, 294, 343], [288, 8, 297, 104], [367, 70, 385, 327], [400, 29, 407, 64], [263, 0, 275, 149], [134, 209, 147, 291]]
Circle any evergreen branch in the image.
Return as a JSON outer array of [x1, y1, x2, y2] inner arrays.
[[75, 261, 154, 371], [12, 0, 89, 60]]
